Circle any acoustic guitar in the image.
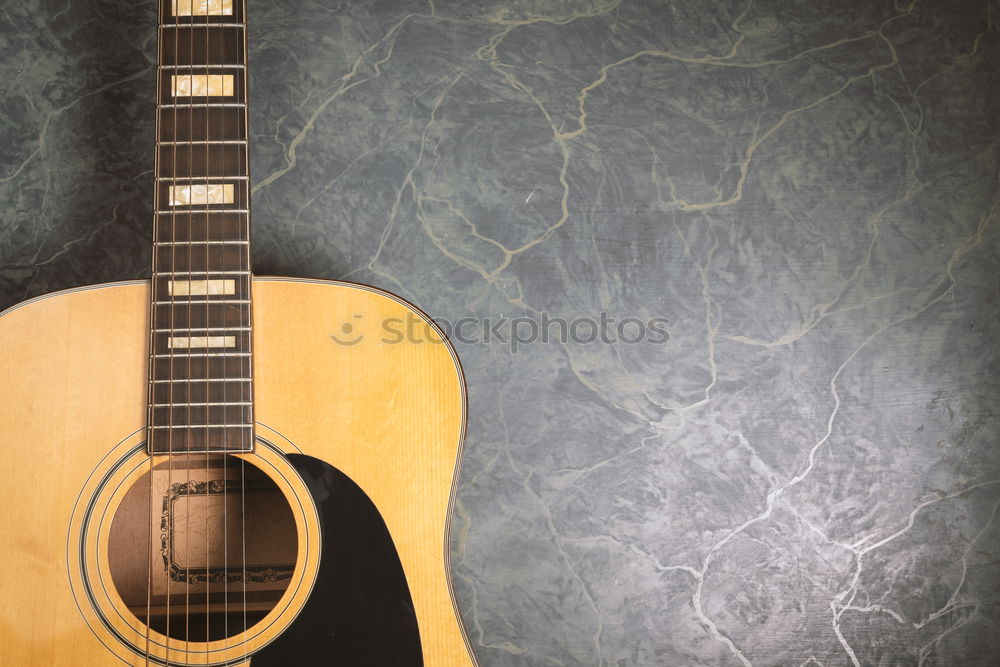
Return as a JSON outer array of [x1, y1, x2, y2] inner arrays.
[[0, 0, 475, 664]]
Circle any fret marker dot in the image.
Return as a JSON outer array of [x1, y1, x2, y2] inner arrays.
[[172, 0, 233, 16], [172, 74, 235, 97]]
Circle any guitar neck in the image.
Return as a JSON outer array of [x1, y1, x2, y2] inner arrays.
[[147, 0, 255, 455]]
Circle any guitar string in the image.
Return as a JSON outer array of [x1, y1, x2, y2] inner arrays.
[[229, 0, 243, 650], [200, 0, 210, 653], [223, 1, 238, 647], [184, 0, 195, 656], [168, 0, 183, 661], [210, 0, 226, 653], [157, 0, 184, 661], [236, 0, 247, 654], [146, 2, 168, 663], [146, 3, 158, 660], [202, 2, 235, 649], [226, 0, 253, 661], [237, 0, 250, 659], [209, 3, 237, 651]]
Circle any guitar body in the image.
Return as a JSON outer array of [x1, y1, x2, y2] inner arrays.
[[0, 278, 475, 666]]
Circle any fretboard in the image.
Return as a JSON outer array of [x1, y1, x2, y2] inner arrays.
[[147, 0, 254, 454]]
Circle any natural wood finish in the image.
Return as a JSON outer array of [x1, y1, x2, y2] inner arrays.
[[0, 278, 475, 666]]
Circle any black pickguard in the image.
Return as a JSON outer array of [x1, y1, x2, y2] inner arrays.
[[251, 454, 423, 666]]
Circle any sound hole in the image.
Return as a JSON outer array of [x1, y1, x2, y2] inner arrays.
[[109, 455, 298, 642]]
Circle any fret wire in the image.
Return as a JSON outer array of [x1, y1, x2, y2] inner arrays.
[[158, 140, 248, 145], [153, 299, 250, 304], [158, 103, 246, 108], [158, 176, 249, 181], [150, 424, 255, 429], [157, 209, 249, 214], [154, 333, 250, 337], [151, 378, 252, 383], [153, 353, 252, 357], [152, 402, 253, 406], [159, 23, 246, 29], [159, 64, 246, 69], [154, 270, 251, 275], [153, 243, 250, 246], [153, 327, 251, 332]]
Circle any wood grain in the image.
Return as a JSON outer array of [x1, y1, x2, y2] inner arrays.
[[0, 278, 475, 666]]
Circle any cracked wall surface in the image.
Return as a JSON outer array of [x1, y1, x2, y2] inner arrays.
[[1, 0, 999, 665]]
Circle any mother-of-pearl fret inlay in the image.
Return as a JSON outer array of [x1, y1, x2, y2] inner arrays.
[[168, 279, 237, 295], [171, 74, 235, 97], [168, 183, 235, 206], [168, 335, 238, 349], [172, 0, 233, 16]]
